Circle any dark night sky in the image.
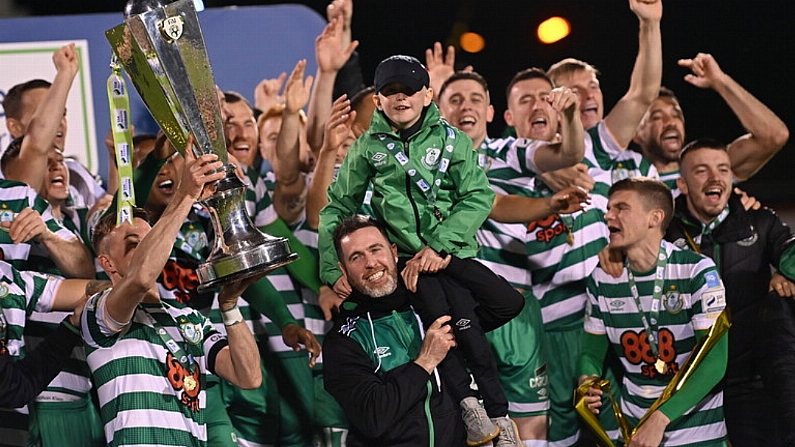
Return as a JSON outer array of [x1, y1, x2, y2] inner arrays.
[[6, 0, 795, 203]]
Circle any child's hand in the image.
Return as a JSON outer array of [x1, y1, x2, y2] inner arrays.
[[401, 246, 451, 292]]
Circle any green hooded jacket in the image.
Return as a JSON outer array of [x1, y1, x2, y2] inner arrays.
[[318, 103, 494, 286]]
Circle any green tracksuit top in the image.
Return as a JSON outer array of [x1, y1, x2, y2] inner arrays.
[[318, 103, 494, 286]]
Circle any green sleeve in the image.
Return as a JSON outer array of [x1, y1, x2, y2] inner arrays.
[[241, 276, 298, 329], [578, 330, 609, 378], [426, 131, 495, 255], [658, 329, 728, 421], [779, 243, 795, 282], [259, 218, 322, 293], [318, 138, 373, 285]]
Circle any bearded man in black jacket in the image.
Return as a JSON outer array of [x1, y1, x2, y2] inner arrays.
[[665, 138, 795, 447]]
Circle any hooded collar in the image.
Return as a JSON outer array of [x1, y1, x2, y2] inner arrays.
[[672, 192, 754, 244]]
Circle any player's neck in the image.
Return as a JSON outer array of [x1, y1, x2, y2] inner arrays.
[[654, 159, 679, 175], [625, 237, 663, 272]]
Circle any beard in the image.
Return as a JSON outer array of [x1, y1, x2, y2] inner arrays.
[[350, 265, 399, 298]]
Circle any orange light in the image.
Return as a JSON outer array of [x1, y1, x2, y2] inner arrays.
[[460, 32, 485, 53], [538, 16, 570, 44]]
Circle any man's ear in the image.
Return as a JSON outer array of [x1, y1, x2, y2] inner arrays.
[[391, 243, 398, 262], [97, 254, 116, 276], [5, 118, 24, 139], [676, 176, 688, 196], [337, 261, 348, 281], [486, 104, 495, 123], [649, 209, 664, 229], [504, 109, 514, 127]]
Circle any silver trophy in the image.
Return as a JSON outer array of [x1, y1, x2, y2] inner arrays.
[[107, 0, 298, 290]]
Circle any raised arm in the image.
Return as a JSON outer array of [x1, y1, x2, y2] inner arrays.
[[4, 44, 79, 191], [307, 94, 355, 229], [534, 87, 585, 172], [273, 60, 313, 224], [306, 15, 359, 154], [678, 53, 789, 180], [425, 42, 472, 102], [603, 0, 663, 148], [103, 146, 224, 324]]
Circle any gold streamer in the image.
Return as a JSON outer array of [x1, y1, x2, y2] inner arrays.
[[574, 309, 731, 446]]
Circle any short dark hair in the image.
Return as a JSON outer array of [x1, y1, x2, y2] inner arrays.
[[609, 177, 674, 231], [333, 215, 391, 261], [350, 86, 376, 110], [1, 136, 24, 173], [92, 207, 150, 255], [679, 138, 728, 165], [2, 79, 52, 120], [223, 91, 253, 111], [658, 86, 679, 102], [505, 68, 553, 103], [438, 71, 490, 103], [546, 58, 600, 86]]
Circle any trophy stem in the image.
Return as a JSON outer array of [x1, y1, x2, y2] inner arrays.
[[196, 165, 298, 291]]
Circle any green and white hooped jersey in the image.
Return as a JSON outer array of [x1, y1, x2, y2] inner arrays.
[[585, 241, 727, 445], [525, 123, 656, 331], [82, 290, 225, 447], [0, 262, 59, 358], [582, 123, 658, 184], [0, 179, 77, 271], [658, 169, 682, 197], [292, 218, 333, 367], [484, 136, 545, 182], [475, 139, 539, 291], [243, 165, 278, 228]]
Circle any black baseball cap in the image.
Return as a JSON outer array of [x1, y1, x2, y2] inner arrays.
[[374, 55, 430, 94]]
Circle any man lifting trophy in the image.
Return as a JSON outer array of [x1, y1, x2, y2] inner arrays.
[[106, 0, 298, 289]]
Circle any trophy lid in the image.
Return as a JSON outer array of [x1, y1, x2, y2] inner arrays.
[[124, 0, 178, 17]]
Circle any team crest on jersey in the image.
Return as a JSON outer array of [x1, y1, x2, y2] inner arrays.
[[178, 319, 203, 345], [421, 147, 442, 170], [0, 282, 8, 299], [185, 229, 206, 249], [664, 286, 683, 314], [611, 163, 631, 183]]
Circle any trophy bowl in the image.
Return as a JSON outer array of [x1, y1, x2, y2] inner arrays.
[[108, 0, 298, 290]]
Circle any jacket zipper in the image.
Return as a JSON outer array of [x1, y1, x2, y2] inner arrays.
[[392, 310, 435, 447], [403, 140, 428, 246]]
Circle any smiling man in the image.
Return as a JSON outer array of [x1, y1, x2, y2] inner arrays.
[[665, 139, 795, 446], [322, 215, 465, 447]]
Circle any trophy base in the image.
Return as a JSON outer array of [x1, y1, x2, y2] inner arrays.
[[196, 237, 299, 292]]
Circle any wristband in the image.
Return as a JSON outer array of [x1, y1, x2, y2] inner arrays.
[[221, 305, 244, 326]]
